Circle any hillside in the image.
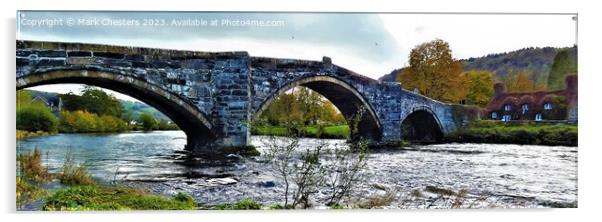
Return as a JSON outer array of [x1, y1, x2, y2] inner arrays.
[[379, 46, 578, 86], [120, 100, 170, 121]]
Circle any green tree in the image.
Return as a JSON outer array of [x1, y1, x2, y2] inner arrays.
[[260, 87, 345, 127], [60, 87, 122, 118], [460, 70, 494, 107], [322, 101, 345, 125], [263, 93, 303, 126], [548, 48, 578, 90], [397, 39, 466, 103], [156, 119, 178, 130], [296, 87, 326, 125], [139, 112, 157, 131], [121, 110, 135, 128]]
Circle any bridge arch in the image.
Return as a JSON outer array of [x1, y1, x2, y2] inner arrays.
[[400, 106, 444, 143], [16, 69, 215, 149], [254, 75, 382, 141]]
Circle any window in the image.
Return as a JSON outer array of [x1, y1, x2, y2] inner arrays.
[[535, 113, 543, 121], [502, 115, 512, 122], [544, 103, 552, 110], [491, 112, 498, 119], [522, 104, 529, 114], [504, 104, 512, 111]]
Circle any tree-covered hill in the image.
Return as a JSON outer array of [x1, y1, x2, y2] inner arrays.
[[379, 46, 578, 88], [120, 100, 170, 121]]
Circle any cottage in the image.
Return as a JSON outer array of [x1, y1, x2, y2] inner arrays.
[[485, 75, 577, 123]]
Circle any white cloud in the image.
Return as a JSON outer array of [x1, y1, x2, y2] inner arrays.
[[22, 12, 577, 101], [380, 14, 576, 62]]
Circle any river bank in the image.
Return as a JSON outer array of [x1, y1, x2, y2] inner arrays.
[[251, 125, 349, 139], [445, 121, 578, 146], [16, 130, 54, 140], [251, 121, 578, 147]]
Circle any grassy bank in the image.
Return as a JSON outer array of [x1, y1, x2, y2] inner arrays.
[[252, 125, 349, 139], [445, 120, 578, 146], [17, 148, 197, 211], [43, 186, 196, 211], [16, 130, 53, 140]]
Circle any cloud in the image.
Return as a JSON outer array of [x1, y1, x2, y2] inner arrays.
[[18, 11, 400, 64]]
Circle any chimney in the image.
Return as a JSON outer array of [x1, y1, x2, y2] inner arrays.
[[494, 83, 506, 97], [565, 74, 578, 93]]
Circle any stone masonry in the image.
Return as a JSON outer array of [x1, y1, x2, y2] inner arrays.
[[16, 40, 463, 153]]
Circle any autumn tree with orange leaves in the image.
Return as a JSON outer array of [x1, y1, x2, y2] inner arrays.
[[397, 39, 466, 103], [502, 69, 546, 93]]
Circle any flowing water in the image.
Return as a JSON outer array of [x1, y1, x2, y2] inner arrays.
[[17, 131, 577, 209]]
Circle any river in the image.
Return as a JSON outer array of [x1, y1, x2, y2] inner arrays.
[[16, 131, 578, 209]]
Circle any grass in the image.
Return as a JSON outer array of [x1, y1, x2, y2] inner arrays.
[[57, 154, 95, 186], [446, 120, 578, 146], [17, 130, 52, 140], [212, 197, 262, 210], [253, 125, 350, 139], [43, 186, 197, 211]]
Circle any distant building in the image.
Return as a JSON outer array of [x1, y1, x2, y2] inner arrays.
[[30, 92, 62, 116], [485, 75, 577, 123]]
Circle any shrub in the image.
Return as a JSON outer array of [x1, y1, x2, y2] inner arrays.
[[213, 198, 262, 210], [17, 148, 52, 183], [329, 203, 345, 209], [174, 192, 195, 203], [57, 154, 95, 186], [17, 105, 58, 133], [324, 140, 369, 206], [139, 112, 158, 131], [59, 110, 127, 133]]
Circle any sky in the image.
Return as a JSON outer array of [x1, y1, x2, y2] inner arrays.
[[17, 11, 577, 101]]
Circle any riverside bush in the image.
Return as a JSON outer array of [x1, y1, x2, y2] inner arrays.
[[213, 198, 262, 210], [59, 110, 127, 133], [17, 105, 58, 133]]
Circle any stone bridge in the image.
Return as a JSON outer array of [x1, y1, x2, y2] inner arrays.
[[16, 40, 465, 153]]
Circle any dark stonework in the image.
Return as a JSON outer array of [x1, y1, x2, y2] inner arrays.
[[16, 40, 465, 153]]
